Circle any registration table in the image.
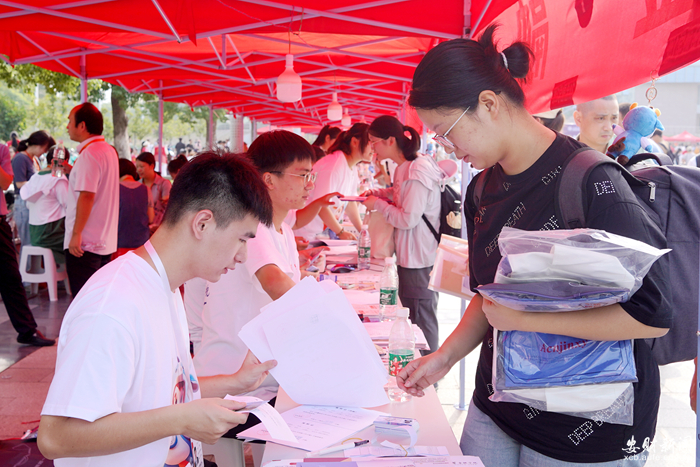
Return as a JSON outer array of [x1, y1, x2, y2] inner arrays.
[[261, 253, 462, 463]]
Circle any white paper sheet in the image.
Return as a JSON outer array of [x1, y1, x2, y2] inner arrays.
[[345, 445, 450, 457], [240, 405, 384, 452], [224, 395, 297, 443], [343, 289, 381, 305], [239, 277, 389, 407]]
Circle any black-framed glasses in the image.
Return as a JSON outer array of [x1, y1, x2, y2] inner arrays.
[[433, 107, 470, 151], [270, 171, 317, 184]]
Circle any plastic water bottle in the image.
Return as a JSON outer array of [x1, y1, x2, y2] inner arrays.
[[379, 257, 398, 321], [358, 225, 371, 270], [387, 307, 414, 402], [51, 140, 65, 178]]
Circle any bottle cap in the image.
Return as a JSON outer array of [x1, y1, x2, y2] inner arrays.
[[384, 257, 396, 264], [396, 307, 409, 318], [361, 225, 368, 230]]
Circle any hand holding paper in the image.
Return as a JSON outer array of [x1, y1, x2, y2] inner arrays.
[[224, 395, 297, 443], [239, 277, 389, 407], [232, 350, 278, 394]]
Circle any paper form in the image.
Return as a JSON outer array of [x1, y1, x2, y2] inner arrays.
[[239, 405, 384, 452], [345, 446, 450, 457], [224, 395, 297, 443], [239, 277, 389, 408]]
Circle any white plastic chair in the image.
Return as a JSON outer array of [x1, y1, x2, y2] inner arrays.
[[19, 246, 71, 301]]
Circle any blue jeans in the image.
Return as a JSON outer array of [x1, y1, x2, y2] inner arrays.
[[460, 400, 648, 467], [13, 196, 30, 250]]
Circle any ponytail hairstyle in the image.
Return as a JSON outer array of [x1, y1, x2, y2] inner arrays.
[[312, 125, 342, 147], [9, 131, 19, 149], [17, 130, 52, 153], [327, 123, 370, 156], [369, 115, 421, 161], [409, 25, 533, 112]]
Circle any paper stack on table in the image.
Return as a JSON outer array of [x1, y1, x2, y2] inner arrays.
[[240, 404, 384, 452], [352, 304, 382, 322], [363, 322, 429, 350], [279, 456, 485, 467], [239, 277, 390, 407]]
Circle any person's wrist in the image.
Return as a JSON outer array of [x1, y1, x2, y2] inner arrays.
[[337, 227, 345, 235]]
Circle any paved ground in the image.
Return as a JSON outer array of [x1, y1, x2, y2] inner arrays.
[[0, 287, 695, 464]]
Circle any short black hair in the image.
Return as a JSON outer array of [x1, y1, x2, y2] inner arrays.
[[247, 130, 314, 174], [73, 102, 104, 136], [619, 102, 632, 120], [136, 152, 156, 167], [162, 152, 272, 229], [118, 158, 139, 179]]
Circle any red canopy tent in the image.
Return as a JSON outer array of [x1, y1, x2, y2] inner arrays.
[[0, 1, 699, 129], [666, 130, 700, 142], [0, 0, 466, 128]]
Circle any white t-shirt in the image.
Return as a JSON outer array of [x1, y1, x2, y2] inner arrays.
[[192, 221, 300, 386], [294, 150, 359, 240], [42, 252, 203, 467], [63, 136, 120, 254], [20, 172, 69, 225], [183, 277, 207, 354]]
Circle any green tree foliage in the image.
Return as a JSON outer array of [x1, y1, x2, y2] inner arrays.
[[0, 85, 28, 139]]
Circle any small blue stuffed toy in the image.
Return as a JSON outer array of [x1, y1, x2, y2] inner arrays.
[[607, 103, 664, 164]]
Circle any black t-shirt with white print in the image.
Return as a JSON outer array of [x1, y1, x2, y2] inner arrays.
[[464, 133, 672, 463]]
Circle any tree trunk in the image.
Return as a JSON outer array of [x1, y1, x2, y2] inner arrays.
[[111, 92, 130, 159], [205, 114, 212, 150]]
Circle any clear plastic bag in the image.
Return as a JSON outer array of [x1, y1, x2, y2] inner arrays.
[[490, 329, 636, 425], [428, 234, 473, 299], [495, 330, 637, 390], [494, 227, 670, 296], [477, 281, 629, 312]]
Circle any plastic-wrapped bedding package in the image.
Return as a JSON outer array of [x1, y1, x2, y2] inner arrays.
[[481, 227, 670, 426], [497, 331, 637, 389], [492, 227, 670, 300], [490, 330, 637, 426]]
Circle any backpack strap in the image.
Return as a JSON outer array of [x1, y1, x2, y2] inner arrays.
[[422, 214, 440, 243], [625, 152, 672, 167], [556, 147, 643, 229]]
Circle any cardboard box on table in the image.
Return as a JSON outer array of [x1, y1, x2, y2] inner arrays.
[[428, 234, 474, 300]]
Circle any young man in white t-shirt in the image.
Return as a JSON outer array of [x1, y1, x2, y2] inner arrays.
[[191, 132, 318, 404], [39, 153, 278, 466]]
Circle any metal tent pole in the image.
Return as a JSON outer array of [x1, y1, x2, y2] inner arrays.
[[158, 81, 164, 173], [79, 55, 87, 103], [208, 105, 215, 150], [455, 298, 468, 410]]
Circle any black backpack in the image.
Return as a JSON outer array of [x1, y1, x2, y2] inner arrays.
[[555, 148, 700, 365], [422, 183, 462, 242]]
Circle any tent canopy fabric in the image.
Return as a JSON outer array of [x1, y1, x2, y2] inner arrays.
[[0, 0, 465, 128], [1, 1, 700, 129], [666, 131, 700, 142]]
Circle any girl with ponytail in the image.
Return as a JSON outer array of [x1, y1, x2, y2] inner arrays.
[[362, 115, 442, 354], [398, 25, 669, 466], [294, 123, 372, 241], [11, 130, 53, 251]]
